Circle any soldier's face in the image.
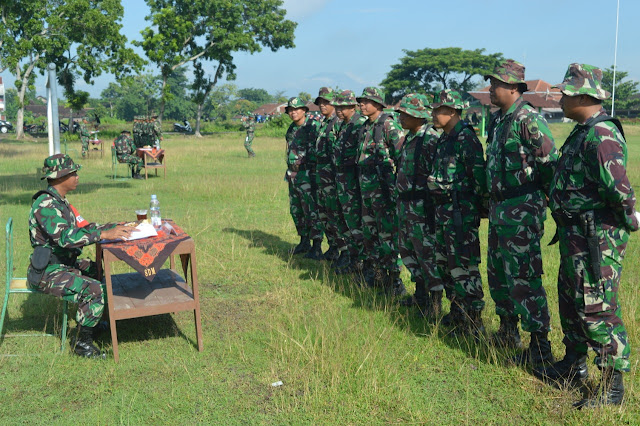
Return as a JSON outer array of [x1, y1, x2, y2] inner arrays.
[[432, 106, 455, 130], [559, 94, 581, 120], [359, 99, 382, 117], [336, 105, 356, 121], [317, 99, 335, 117], [489, 77, 516, 108], [287, 107, 306, 124], [61, 171, 79, 191]]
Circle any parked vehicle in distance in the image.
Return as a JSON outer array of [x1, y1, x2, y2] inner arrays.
[[0, 119, 14, 133], [173, 120, 192, 133]]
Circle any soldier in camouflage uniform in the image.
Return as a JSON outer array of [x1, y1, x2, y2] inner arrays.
[[313, 87, 343, 261], [242, 115, 256, 158], [332, 90, 367, 273], [151, 114, 162, 148], [114, 130, 144, 179], [428, 90, 487, 338], [484, 59, 558, 365], [28, 154, 132, 358], [533, 64, 638, 409], [395, 94, 443, 317], [285, 97, 323, 255], [356, 87, 406, 296], [79, 118, 91, 157]]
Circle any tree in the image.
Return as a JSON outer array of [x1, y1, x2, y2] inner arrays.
[[601, 67, 640, 113], [297, 91, 312, 103], [381, 47, 503, 104], [0, 0, 143, 139], [238, 88, 273, 105], [137, 0, 296, 123], [163, 66, 196, 121], [190, 61, 226, 136], [100, 74, 161, 121]]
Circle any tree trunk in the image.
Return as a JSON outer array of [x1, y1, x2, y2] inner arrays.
[[69, 110, 75, 134], [158, 74, 167, 125], [194, 103, 203, 138]]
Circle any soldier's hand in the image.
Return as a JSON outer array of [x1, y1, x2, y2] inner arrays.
[[101, 225, 134, 241]]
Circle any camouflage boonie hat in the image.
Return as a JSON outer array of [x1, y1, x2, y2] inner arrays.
[[484, 59, 527, 86], [429, 89, 468, 110], [331, 89, 358, 106], [356, 87, 386, 107], [314, 87, 335, 105], [553, 63, 610, 100], [395, 93, 431, 119], [285, 97, 309, 112], [41, 153, 81, 180]]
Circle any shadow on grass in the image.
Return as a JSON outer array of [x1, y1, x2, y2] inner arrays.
[[222, 227, 510, 369]]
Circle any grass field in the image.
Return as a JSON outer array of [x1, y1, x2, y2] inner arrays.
[[1, 123, 639, 424]]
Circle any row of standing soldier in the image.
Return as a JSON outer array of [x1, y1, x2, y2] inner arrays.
[[132, 115, 162, 149], [284, 60, 637, 409]]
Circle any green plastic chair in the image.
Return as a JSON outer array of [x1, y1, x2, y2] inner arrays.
[[0, 217, 68, 351], [111, 146, 133, 180]]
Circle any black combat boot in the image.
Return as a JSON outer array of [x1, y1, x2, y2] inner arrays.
[[71, 325, 105, 359], [400, 278, 426, 307], [304, 239, 324, 260], [133, 172, 144, 179], [574, 368, 624, 409], [323, 245, 340, 261], [490, 315, 523, 350], [332, 250, 350, 270], [510, 331, 555, 367], [533, 348, 588, 386], [291, 237, 311, 255], [441, 300, 465, 327], [387, 271, 407, 297]]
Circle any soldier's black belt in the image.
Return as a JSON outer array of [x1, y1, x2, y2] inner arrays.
[[551, 208, 607, 228], [490, 181, 541, 202], [288, 164, 312, 172], [337, 165, 357, 172], [398, 191, 430, 202], [50, 253, 78, 266], [432, 191, 475, 205]]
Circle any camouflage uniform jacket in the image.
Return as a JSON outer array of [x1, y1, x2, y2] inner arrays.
[[396, 123, 439, 195], [357, 113, 404, 169], [114, 134, 136, 157], [79, 123, 90, 138], [243, 120, 256, 134], [334, 113, 366, 168], [485, 97, 558, 225], [315, 113, 341, 169], [29, 186, 113, 264], [549, 109, 639, 231], [427, 120, 487, 224], [285, 115, 321, 169]]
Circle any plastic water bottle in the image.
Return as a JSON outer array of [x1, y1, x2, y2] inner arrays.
[[149, 194, 161, 228]]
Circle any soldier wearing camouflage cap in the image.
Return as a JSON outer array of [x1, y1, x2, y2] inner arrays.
[[284, 97, 324, 255], [332, 90, 367, 273], [428, 89, 487, 338], [533, 64, 639, 409], [484, 59, 558, 367], [356, 86, 406, 295], [242, 115, 256, 158], [114, 130, 145, 179], [79, 118, 91, 157], [28, 154, 133, 358], [394, 94, 443, 317], [310, 87, 343, 261]]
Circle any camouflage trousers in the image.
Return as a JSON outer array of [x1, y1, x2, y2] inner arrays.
[[434, 209, 484, 311], [487, 223, 550, 333], [336, 169, 363, 259], [557, 221, 631, 372], [244, 132, 255, 156], [359, 172, 401, 273], [287, 169, 323, 241], [30, 259, 104, 327], [118, 154, 143, 174], [397, 199, 441, 292], [81, 137, 89, 156], [316, 166, 346, 250]]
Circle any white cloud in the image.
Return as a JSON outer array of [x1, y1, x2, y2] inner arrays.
[[280, 0, 331, 20]]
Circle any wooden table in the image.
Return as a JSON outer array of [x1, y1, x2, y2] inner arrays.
[[96, 224, 203, 362], [136, 148, 166, 179]]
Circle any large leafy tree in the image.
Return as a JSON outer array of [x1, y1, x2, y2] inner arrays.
[[100, 74, 161, 121], [381, 47, 503, 104], [238, 87, 274, 105], [137, 0, 296, 123], [602, 67, 640, 113], [0, 0, 143, 139]]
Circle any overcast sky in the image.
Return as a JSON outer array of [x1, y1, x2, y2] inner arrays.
[[3, 0, 639, 99]]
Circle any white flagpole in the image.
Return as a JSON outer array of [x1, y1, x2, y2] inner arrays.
[[611, 0, 620, 116]]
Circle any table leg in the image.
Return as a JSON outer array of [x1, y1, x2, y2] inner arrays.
[[189, 250, 204, 352], [103, 257, 120, 362], [144, 154, 148, 180]]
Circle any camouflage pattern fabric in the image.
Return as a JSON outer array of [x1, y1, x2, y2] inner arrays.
[[79, 122, 90, 156], [357, 113, 404, 272], [41, 153, 81, 180], [553, 63, 611, 100], [429, 89, 468, 110], [314, 86, 334, 105], [484, 59, 527, 85], [335, 112, 367, 259], [315, 113, 343, 249], [395, 93, 432, 119], [286, 114, 323, 241], [485, 96, 558, 332], [243, 118, 256, 156], [28, 186, 115, 327], [152, 117, 162, 147], [356, 87, 385, 107], [396, 122, 442, 290], [549, 109, 638, 371], [114, 133, 143, 174], [427, 120, 486, 311]]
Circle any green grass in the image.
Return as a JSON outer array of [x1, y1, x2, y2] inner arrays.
[[1, 124, 639, 423]]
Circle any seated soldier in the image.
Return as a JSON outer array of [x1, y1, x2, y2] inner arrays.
[[28, 154, 132, 358], [114, 130, 144, 179]]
